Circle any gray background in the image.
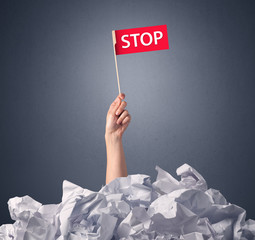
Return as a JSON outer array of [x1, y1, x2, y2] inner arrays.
[[1, 0, 255, 224]]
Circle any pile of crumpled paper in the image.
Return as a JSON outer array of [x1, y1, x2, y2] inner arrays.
[[0, 164, 255, 240]]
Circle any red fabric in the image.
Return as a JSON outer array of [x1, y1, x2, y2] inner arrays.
[[114, 25, 169, 55]]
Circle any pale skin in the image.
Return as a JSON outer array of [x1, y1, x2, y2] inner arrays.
[[105, 93, 131, 185]]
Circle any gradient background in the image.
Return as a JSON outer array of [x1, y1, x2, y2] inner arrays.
[[1, 1, 255, 224]]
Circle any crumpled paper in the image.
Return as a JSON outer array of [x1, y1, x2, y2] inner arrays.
[[1, 163, 255, 240]]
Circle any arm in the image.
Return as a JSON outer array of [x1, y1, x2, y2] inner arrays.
[[105, 93, 131, 185]]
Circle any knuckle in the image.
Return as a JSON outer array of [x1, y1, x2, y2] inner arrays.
[[111, 101, 117, 106]]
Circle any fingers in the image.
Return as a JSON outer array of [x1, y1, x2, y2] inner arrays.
[[116, 100, 127, 116], [122, 114, 131, 125], [117, 110, 130, 125], [108, 93, 125, 115], [121, 114, 131, 133]]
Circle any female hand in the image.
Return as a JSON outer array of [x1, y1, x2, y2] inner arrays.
[[105, 93, 131, 140]]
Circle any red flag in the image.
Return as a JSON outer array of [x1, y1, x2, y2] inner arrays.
[[113, 25, 169, 55]]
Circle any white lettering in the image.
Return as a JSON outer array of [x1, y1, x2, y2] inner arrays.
[[121, 35, 130, 48], [154, 31, 163, 45], [140, 32, 153, 46], [130, 33, 140, 47], [121, 31, 163, 49]]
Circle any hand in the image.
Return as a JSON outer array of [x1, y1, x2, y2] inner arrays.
[[105, 93, 131, 140]]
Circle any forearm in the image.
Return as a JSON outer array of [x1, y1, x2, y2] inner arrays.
[[105, 133, 128, 185]]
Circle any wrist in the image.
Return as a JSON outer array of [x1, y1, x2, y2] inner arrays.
[[105, 131, 122, 144]]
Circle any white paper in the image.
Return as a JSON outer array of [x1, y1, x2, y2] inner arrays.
[[1, 164, 254, 240]]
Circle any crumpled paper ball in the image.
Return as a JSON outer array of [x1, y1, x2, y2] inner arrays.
[[0, 164, 254, 240]]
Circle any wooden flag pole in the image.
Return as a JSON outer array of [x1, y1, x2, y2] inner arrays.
[[112, 30, 121, 95]]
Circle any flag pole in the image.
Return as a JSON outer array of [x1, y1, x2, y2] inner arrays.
[[112, 30, 121, 95]]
